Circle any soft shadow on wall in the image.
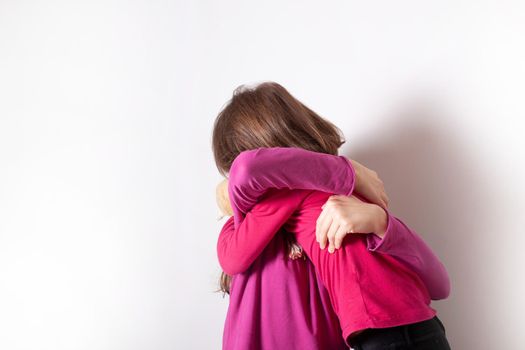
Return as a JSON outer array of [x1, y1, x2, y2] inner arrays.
[[343, 98, 493, 350]]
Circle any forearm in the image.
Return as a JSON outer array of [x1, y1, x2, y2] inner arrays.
[[217, 216, 279, 275], [228, 147, 355, 226], [366, 210, 451, 300], [217, 189, 304, 275]]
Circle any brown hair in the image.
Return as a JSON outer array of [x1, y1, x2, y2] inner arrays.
[[212, 81, 346, 294]]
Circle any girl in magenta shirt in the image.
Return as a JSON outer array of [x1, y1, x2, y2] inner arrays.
[[212, 82, 451, 349]]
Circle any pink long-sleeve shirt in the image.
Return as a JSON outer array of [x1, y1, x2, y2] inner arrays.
[[218, 147, 450, 350]]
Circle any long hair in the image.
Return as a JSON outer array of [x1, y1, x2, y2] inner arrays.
[[212, 81, 346, 294]]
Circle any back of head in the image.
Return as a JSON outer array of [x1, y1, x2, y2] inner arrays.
[[212, 81, 345, 177], [212, 81, 345, 294]]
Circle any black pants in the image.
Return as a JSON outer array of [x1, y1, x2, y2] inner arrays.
[[347, 316, 451, 350]]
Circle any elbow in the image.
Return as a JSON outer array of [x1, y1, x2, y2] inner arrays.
[[431, 285, 451, 300], [441, 277, 452, 299], [217, 244, 250, 275], [218, 257, 249, 276], [229, 150, 258, 188], [216, 217, 250, 275], [430, 272, 451, 300]]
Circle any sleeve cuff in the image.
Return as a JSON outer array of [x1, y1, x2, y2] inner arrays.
[[367, 208, 393, 252]]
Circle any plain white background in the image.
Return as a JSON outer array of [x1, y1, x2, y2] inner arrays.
[[0, 0, 524, 349]]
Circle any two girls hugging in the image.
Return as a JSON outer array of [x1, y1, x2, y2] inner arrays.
[[212, 82, 452, 350]]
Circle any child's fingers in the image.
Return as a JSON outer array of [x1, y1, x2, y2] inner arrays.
[[317, 215, 333, 250], [334, 225, 349, 250], [316, 208, 328, 242], [326, 222, 339, 253], [328, 240, 336, 254], [327, 223, 341, 253]]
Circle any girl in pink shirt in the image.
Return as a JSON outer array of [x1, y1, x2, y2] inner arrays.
[[212, 82, 451, 349]]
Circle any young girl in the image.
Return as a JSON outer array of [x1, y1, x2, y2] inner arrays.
[[212, 82, 451, 349]]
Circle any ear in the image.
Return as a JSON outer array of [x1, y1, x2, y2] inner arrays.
[[216, 178, 234, 216]]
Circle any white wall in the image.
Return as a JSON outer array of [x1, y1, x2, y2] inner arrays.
[[0, 0, 524, 349]]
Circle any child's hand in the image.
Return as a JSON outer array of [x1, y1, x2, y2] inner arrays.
[[216, 179, 234, 216], [315, 195, 388, 253], [350, 159, 389, 210]]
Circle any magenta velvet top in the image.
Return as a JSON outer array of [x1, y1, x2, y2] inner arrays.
[[217, 147, 450, 350]]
